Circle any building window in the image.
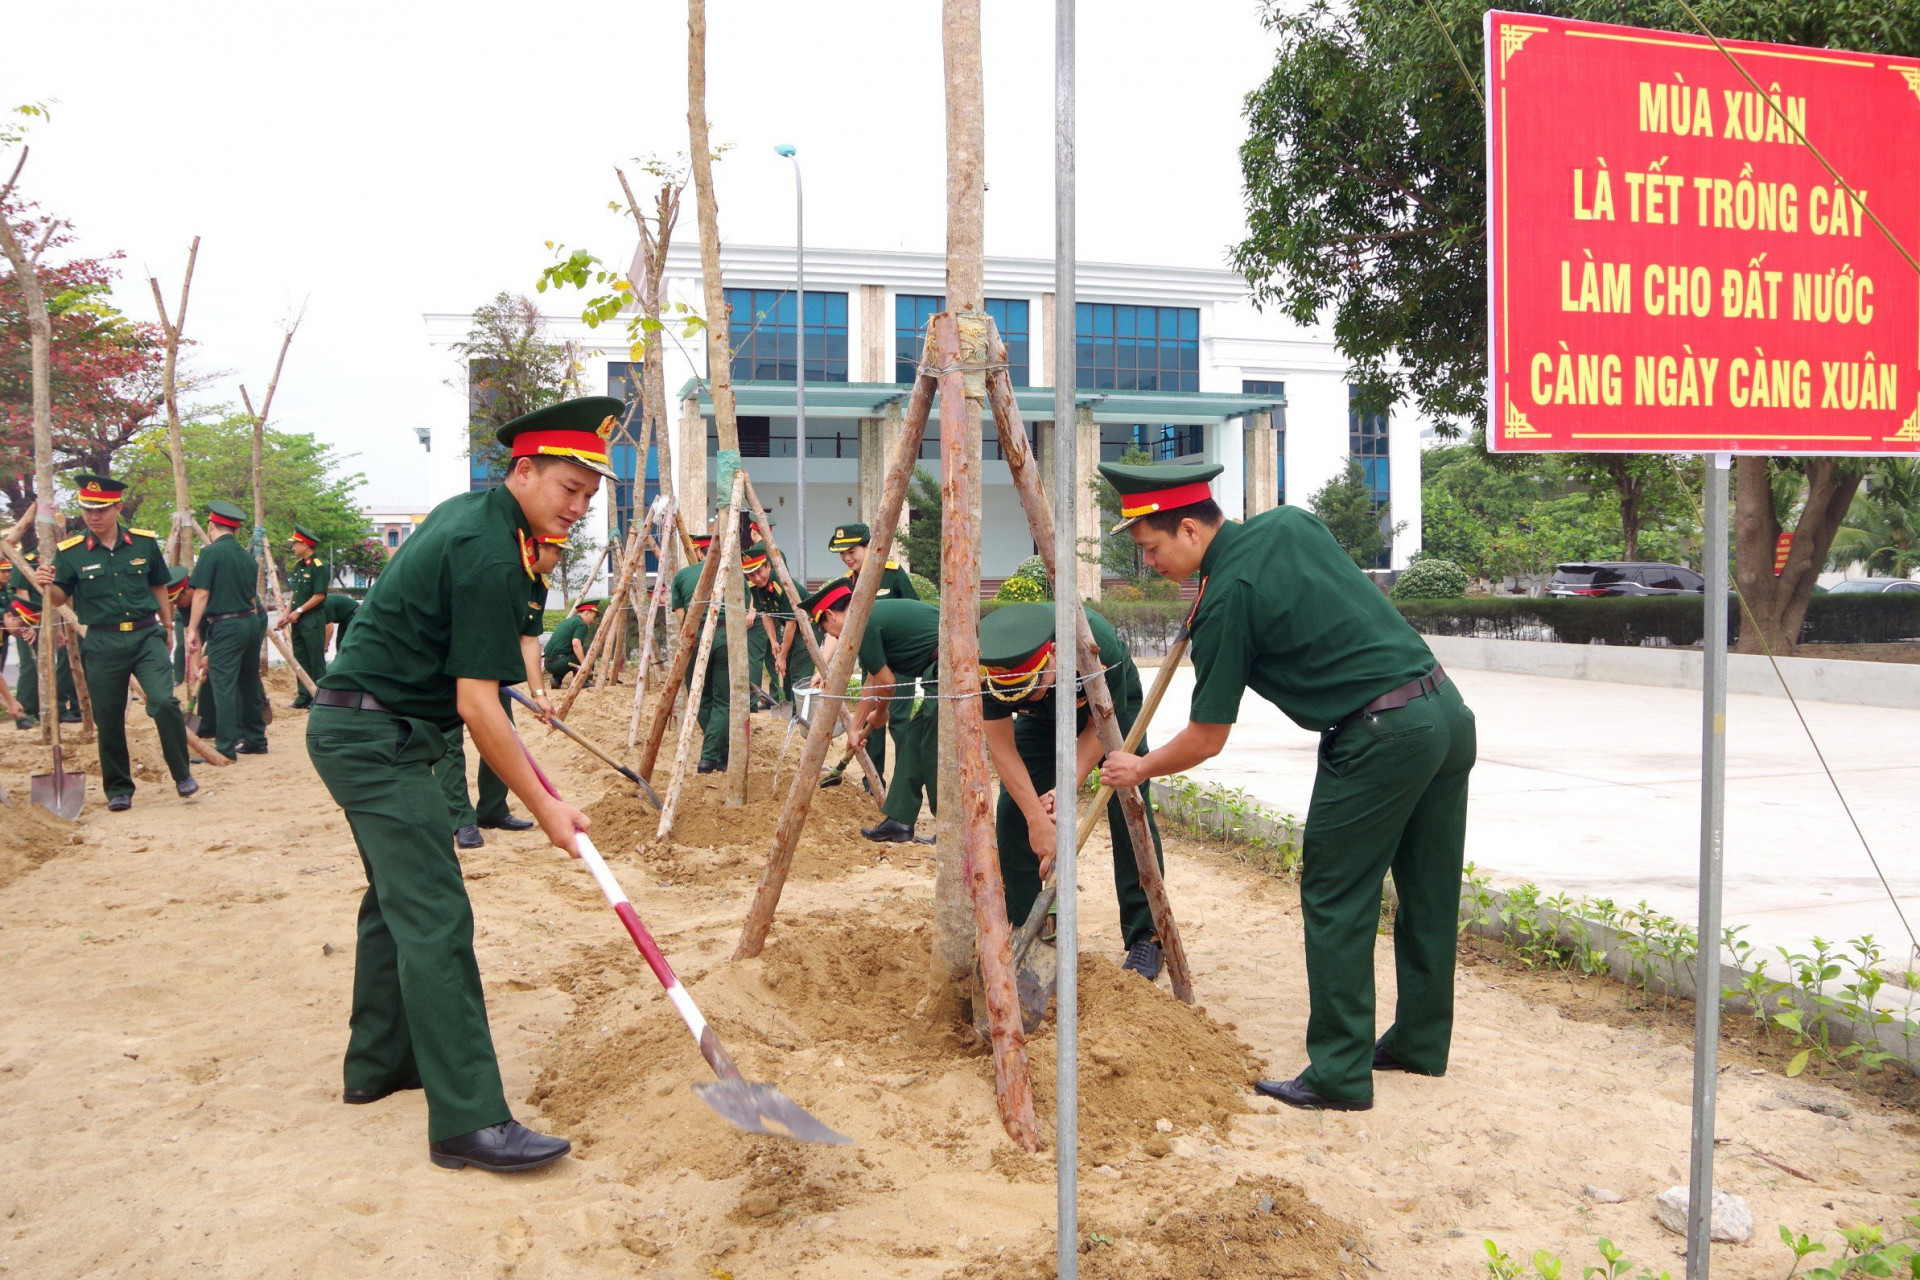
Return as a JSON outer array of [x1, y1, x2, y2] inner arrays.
[[894, 295, 1030, 386], [605, 362, 661, 536], [1076, 304, 1198, 392], [1243, 379, 1286, 507], [386, 529, 400, 549], [724, 288, 848, 382], [1348, 388, 1390, 507], [466, 358, 505, 491], [1098, 423, 1204, 462]]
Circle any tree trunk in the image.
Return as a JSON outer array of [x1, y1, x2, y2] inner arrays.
[[147, 239, 200, 567], [930, 0, 989, 1018], [1602, 456, 1643, 561], [1733, 457, 1863, 656], [0, 197, 61, 751], [686, 0, 750, 806]]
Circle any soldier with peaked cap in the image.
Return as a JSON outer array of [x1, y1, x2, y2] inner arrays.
[[1094, 461, 1476, 1113], [36, 473, 198, 810], [278, 524, 330, 707], [740, 541, 787, 710], [669, 530, 729, 773], [802, 579, 939, 843], [979, 602, 1169, 980], [166, 565, 193, 683], [186, 500, 269, 761], [828, 522, 918, 601], [305, 397, 613, 1174], [543, 598, 601, 686], [8, 527, 81, 726]]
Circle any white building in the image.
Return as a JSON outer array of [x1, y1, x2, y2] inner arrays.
[[424, 243, 1424, 591]]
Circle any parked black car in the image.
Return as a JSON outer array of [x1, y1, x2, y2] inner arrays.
[[1547, 561, 1706, 597], [1825, 576, 1920, 595]]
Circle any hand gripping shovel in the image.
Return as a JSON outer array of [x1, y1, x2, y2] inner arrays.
[[505, 687, 661, 809], [511, 731, 851, 1146]]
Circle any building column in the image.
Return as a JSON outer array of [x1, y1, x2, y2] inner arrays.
[[859, 410, 887, 523], [860, 284, 887, 382], [1075, 405, 1101, 602], [676, 393, 709, 531], [1038, 292, 1055, 388], [1243, 411, 1277, 517]]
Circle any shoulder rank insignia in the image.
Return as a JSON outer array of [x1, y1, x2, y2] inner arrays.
[[57, 534, 85, 551], [128, 527, 158, 538], [517, 529, 537, 579], [884, 560, 900, 570]]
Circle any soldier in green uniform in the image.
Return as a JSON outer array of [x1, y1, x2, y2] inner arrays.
[[979, 602, 1169, 979], [166, 566, 192, 683], [542, 598, 600, 686], [669, 532, 730, 773], [280, 525, 330, 707], [37, 473, 198, 811], [803, 581, 939, 843], [322, 592, 360, 655], [185, 500, 270, 761], [829, 522, 918, 600], [306, 397, 610, 1173], [741, 542, 786, 709], [0, 601, 42, 727], [9, 532, 81, 725], [1095, 461, 1476, 1113]]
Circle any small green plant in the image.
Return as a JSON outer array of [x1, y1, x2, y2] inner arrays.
[[1156, 774, 1302, 877], [1459, 862, 1497, 933], [1390, 556, 1470, 600]]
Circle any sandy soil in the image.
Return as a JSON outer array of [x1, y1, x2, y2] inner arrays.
[[0, 681, 1915, 1278]]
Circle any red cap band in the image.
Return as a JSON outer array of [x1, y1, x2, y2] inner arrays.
[[509, 426, 613, 469], [208, 512, 243, 529], [807, 583, 852, 622], [1119, 480, 1214, 519]]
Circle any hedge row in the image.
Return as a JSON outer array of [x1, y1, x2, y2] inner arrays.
[[1393, 594, 1920, 647]]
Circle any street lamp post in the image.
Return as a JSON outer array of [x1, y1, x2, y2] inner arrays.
[[776, 143, 807, 589]]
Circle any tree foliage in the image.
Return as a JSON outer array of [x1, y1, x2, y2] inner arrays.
[[1310, 458, 1400, 568], [900, 466, 944, 582], [115, 411, 377, 582], [1827, 459, 1920, 578], [450, 292, 569, 480], [0, 205, 167, 514]]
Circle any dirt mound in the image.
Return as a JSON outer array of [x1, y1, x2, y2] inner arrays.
[[966, 1176, 1365, 1280], [0, 793, 76, 889]]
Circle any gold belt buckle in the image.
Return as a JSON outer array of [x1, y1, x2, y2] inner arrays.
[[117, 621, 134, 632]]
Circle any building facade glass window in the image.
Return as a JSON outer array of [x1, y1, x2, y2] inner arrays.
[[466, 359, 504, 491], [605, 362, 660, 538], [1098, 423, 1204, 462], [894, 295, 1029, 386], [1348, 387, 1390, 507], [1243, 379, 1286, 506], [724, 288, 848, 382], [1076, 303, 1198, 392]]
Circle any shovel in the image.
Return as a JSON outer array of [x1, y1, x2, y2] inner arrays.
[[510, 730, 851, 1146], [504, 687, 660, 809], [31, 740, 85, 820], [972, 630, 1191, 1038]]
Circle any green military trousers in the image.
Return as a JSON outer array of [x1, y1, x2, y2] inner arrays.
[[290, 613, 327, 707], [1298, 679, 1476, 1104], [433, 696, 513, 827], [783, 624, 817, 703], [997, 721, 1164, 949], [683, 631, 730, 766], [172, 616, 189, 683], [306, 705, 511, 1142], [747, 619, 773, 698], [82, 625, 193, 799], [204, 613, 268, 758], [16, 633, 78, 720], [879, 673, 937, 827]]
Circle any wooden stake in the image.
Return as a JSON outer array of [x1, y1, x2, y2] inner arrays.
[[734, 374, 935, 960], [984, 333, 1195, 1004], [555, 496, 649, 718], [656, 474, 744, 839], [146, 238, 201, 567], [628, 504, 679, 753], [634, 510, 728, 782]]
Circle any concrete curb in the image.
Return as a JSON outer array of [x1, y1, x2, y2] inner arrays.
[[1426, 635, 1920, 710]]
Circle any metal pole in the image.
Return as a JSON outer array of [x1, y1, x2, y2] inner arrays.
[[790, 150, 808, 590], [1686, 451, 1730, 1279], [1053, 0, 1078, 1274]]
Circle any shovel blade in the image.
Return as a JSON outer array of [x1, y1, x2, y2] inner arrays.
[[691, 1078, 852, 1146], [31, 771, 85, 820], [970, 940, 1056, 1039]]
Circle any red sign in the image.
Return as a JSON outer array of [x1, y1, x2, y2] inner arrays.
[[1486, 12, 1920, 456], [1774, 530, 1793, 573]]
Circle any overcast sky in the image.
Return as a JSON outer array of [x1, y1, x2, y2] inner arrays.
[[12, 1, 1281, 508]]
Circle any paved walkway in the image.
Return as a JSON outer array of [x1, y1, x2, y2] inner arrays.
[[1153, 664, 1920, 969]]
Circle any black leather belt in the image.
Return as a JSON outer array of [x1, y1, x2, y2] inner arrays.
[[313, 688, 394, 714], [107, 614, 160, 634], [1332, 665, 1447, 733], [204, 609, 254, 623]]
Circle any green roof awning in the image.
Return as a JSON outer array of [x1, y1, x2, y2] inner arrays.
[[675, 380, 1286, 425]]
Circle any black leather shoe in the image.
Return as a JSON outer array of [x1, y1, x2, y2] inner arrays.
[[1254, 1074, 1373, 1112], [59, 711, 82, 724], [14, 715, 35, 730], [1373, 1037, 1443, 1076], [1122, 938, 1164, 981], [478, 814, 535, 831], [429, 1120, 571, 1172], [455, 824, 484, 850], [344, 1076, 422, 1105], [697, 760, 719, 774], [236, 742, 269, 755], [175, 777, 199, 799], [107, 795, 132, 812], [861, 818, 915, 843]]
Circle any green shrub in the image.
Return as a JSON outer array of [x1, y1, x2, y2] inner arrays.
[[994, 574, 1048, 603], [1088, 600, 1189, 653], [908, 571, 938, 603], [1390, 557, 1469, 600], [1011, 554, 1050, 586]]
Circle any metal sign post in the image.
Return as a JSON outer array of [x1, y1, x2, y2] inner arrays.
[[1053, 0, 1079, 1273]]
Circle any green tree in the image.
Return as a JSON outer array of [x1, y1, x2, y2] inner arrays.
[[899, 466, 943, 582], [451, 292, 568, 481], [115, 411, 378, 582], [1310, 458, 1399, 569], [1086, 444, 1156, 585], [1235, 0, 1917, 650], [1829, 459, 1920, 578]]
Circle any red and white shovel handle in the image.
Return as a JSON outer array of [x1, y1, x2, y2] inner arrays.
[[513, 733, 742, 1084]]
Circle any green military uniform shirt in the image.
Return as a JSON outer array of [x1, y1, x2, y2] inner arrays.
[[288, 555, 328, 609], [856, 558, 918, 602], [856, 598, 940, 680], [322, 593, 361, 626], [188, 534, 260, 614], [1187, 507, 1435, 732], [52, 526, 170, 626], [10, 550, 44, 608], [543, 612, 592, 666], [320, 485, 531, 731], [670, 563, 724, 637]]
